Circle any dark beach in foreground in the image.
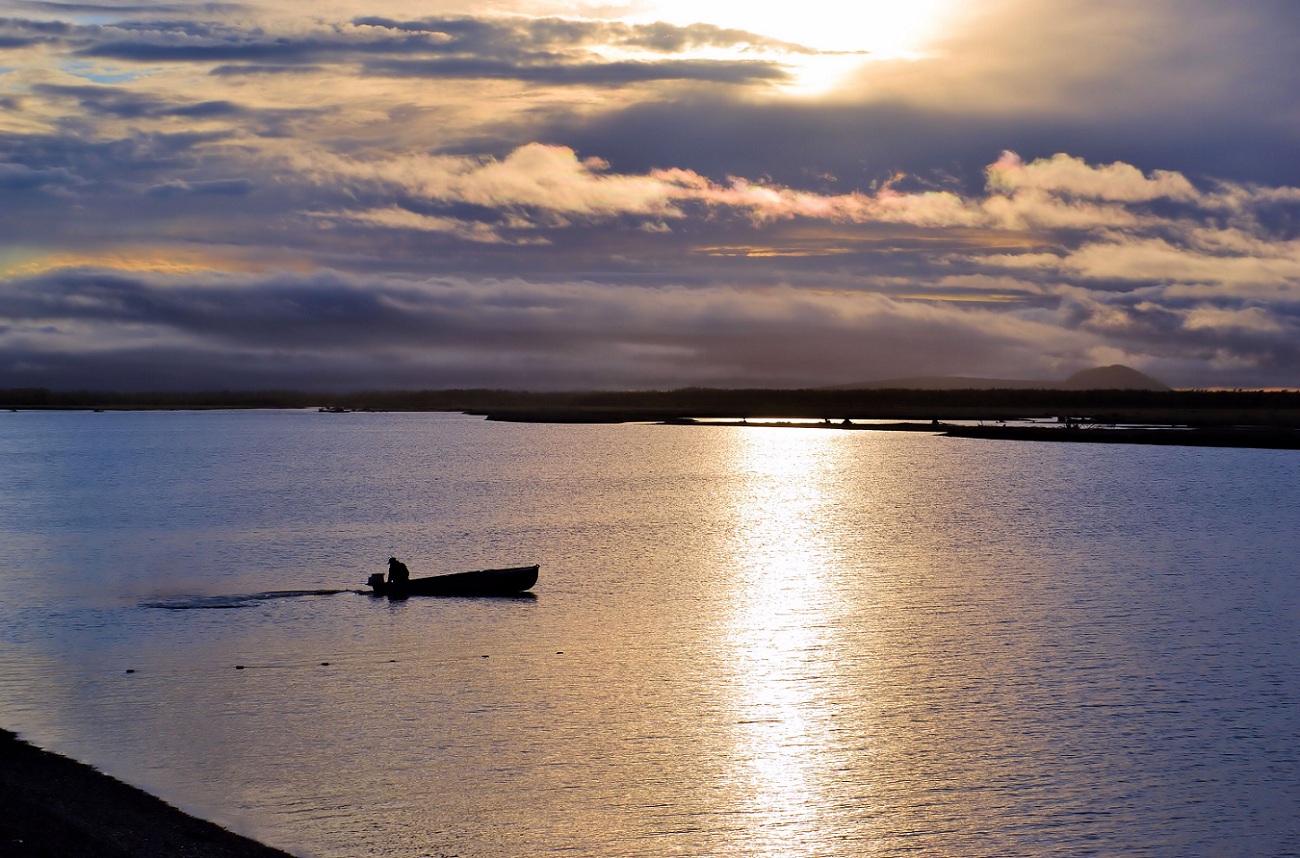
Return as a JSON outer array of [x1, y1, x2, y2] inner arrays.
[[0, 729, 295, 858]]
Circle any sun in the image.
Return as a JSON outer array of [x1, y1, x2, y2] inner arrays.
[[628, 0, 956, 92], [654, 0, 953, 56]]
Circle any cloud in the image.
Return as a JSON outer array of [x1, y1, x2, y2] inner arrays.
[[985, 151, 1198, 203], [273, 140, 987, 229], [9, 11, 802, 89], [0, 161, 82, 190], [6, 127, 1300, 389], [309, 207, 530, 244], [145, 177, 253, 197], [281, 142, 683, 220], [361, 56, 789, 86], [0, 267, 1099, 390], [3, 1, 1300, 390], [1053, 237, 1300, 292], [352, 15, 813, 55], [273, 140, 1300, 251], [1183, 306, 1286, 334], [551, 1, 1300, 190]]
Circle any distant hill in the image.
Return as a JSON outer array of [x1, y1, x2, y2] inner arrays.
[[1060, 365, 1170, 391], [833, 364, 1170, 391]]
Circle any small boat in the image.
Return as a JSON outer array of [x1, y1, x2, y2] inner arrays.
[[365, 564, 539, 598]]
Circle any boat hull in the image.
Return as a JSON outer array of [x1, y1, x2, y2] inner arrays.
[[368, 564, 539, 598]]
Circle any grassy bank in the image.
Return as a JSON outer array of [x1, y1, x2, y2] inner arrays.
[[0, 728, 297, 858]]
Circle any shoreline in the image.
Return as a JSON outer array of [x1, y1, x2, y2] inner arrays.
[[492, 415, 1300, 450], [8, 403, 1300, 449], [0, 728, 297, 858], [939, 423, 1300, 450]]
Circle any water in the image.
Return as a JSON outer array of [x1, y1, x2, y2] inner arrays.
[[1, 410, 1297, 857]]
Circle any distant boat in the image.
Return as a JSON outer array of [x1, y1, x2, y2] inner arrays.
[[365, 565, 539, 598]]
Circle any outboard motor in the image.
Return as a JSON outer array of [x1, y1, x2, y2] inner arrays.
[[366, 572, 386, 594]]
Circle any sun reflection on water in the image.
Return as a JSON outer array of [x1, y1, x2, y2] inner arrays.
[[715, 427, 871, 855]]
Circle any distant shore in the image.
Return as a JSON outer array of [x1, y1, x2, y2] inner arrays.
[[4, 385, 1300, 425], [646, 418, 1300, 450], [0, 728, 296, 858], [941, 423, 1300, 450], [5, 386, 1300, 448]]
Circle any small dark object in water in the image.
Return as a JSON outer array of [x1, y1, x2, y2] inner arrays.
[[235, 665, 245, 670], [125, 669, 135, 674], [365, 564, 539, 597]]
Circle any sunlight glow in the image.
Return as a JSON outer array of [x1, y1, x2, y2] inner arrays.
[[0, 250, 309, 278], [717, 428, 848, 853], [635, 0, 952, 55], [625, 0, 956, 92]]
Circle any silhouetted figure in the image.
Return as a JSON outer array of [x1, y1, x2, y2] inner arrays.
[[387, 557, 410, 585]]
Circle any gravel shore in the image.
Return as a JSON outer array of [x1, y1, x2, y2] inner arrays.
[[0, 728, 297, 858]]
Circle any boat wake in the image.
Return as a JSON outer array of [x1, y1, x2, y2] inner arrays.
[[143, 589, 351, 610]]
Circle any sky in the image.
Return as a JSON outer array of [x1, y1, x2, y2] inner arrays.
[[2, 0, 1299, 391]]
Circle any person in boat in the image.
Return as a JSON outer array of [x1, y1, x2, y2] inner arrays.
[[387, 556, 410, 585]]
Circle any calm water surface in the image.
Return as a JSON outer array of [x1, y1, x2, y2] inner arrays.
[[0, 410, 1297, 857]]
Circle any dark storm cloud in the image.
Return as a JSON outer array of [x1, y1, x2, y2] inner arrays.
[[0, 267, 1072, 391], [14, 2, 243, 14], [352, 15, 796, 85], [0, 34, 39, 48], [0, 270, 416, 348], [0, 16, 72, 36], [0, 161, 82, 190], [5, 248, 1299, 391], [351, 16, 813, 56], [145, 177, 252, 196], [8, 83, 318, 172], [32, 83, 246, 120], [0, 17, 69, 50], [207, 63, 321, 77], [80, 34, 366, 65], [167, 99, 243, 118], [31, 12, 801, 88], [362, 56, 787, 86], [0, 126, 233, 191]]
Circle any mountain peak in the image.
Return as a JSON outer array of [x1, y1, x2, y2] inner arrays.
[[1061, 365, 1170, 391]]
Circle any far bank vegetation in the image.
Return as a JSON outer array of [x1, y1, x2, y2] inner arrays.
[[4, 387, 1300, 428]]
